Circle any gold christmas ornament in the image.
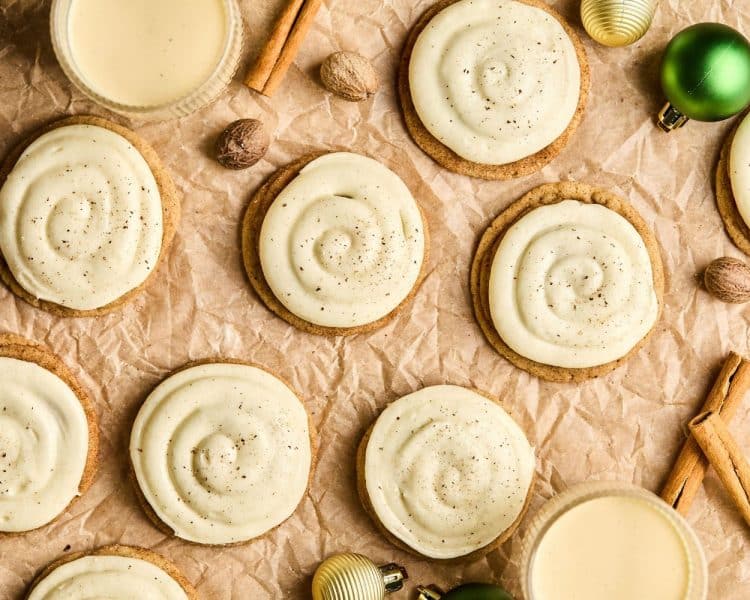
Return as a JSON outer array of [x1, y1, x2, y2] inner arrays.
[[580, 0, 657, 47], [312, 553, 408, 600]]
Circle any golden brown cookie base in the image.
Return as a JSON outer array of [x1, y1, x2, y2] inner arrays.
[[0, 115, 181, 317], [470, 182, 665, 382], [716, 121, 750, 255], [25, 544, 197, 599], [399, 0, 590, 180], [355, 386, 535, 563], [130, 358, 318, 547], [0, 333, 98, 536], [241, 153, 430, 336]]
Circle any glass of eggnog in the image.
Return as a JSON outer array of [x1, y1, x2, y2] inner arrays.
[[50, 0, 243, 120], [520, 480, 708, 600]]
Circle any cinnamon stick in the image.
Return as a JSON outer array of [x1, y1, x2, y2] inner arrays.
[[262, 0, 324, 96], [689, 411, 750, 529], [244, 0, 307, 93], [661, 352, 750, 515], [244, 0, 324, 97]]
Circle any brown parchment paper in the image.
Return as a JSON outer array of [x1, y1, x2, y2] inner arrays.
[[1, 0, 750, 598]]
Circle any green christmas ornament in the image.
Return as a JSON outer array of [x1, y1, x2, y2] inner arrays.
[[417, 583, 514, 600], [658, 23, 750, 131]]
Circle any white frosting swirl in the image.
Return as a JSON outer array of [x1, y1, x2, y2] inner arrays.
[[259, 152, 425, 328], [0, 124, 163, 310], [409, 0, 581, 165], [0, 357, 89, 532], [27, 554, 188, 600], [364, 385, 535, 559], [730, 111, 750, 228], [130, 363, 312, 545], [489, 200, 659, 368]]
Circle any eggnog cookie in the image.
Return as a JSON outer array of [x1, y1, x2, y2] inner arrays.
[[26, 544, 196, 599], [0, 333, 98, 534], [716, 112, 750, 255], [357, 385, 535, 561], [400, 0, 589, 180], [242, 152, 428, 335], [130, 360, 315, 546], [471, 183, 664, 382], [0, 116, 180, 316]]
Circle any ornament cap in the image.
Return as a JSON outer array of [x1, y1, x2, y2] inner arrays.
[[657, 102, 689, 132], [378, 563, 408, 593], [416, 586, 443, 600]]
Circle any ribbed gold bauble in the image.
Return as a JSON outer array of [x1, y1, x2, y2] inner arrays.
[[581, 0, 657, 47], [312, 553, 407, 600]]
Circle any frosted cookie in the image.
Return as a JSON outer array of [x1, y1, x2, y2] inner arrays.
[[0, 116, 180, 316], [130, 360, 315, 546], [716, 111, 750, 255], [242, 152, 428, 335], [26, 544, 196, 599], [471, 183, 664, 382], [400, 0, 589, 180], [0, 333, 98, 534], [357, 385, 535, 560]]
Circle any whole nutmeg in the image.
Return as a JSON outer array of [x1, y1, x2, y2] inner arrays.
[[320, 51, 379, 102], [215, 119, 269, 170], [704, 257, 750, 303]]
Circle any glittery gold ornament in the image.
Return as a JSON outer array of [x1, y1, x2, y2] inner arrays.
[[311, 553, 408, 600], [581, 0, 657, 47]]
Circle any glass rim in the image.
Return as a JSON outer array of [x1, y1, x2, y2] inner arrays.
[[520, 480, 708, 600], [49, 0, 243, 118]]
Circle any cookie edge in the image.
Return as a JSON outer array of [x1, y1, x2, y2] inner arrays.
[[398, 0, 590, 180], [470, 181, 665, 383], [241, 152, 431, 336], [715, 119, 750, 255], [355, 385, 536, 563], [0, 333, 99, 536], [0, 115, 181, 317], [24, 544, 197, 600], [128, 358, 319, 547]]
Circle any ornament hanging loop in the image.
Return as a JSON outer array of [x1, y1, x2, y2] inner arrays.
[[657, 102, 689, 132], [380, 563, 408, 592]]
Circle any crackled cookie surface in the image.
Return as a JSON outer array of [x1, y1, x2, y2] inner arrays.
[[363, 385, 535, 559], [409, 0, 580, 165], [489, 200, 659, 369], [27, 553, 188, 600], [0, 124, 163, 310], [130, 362, 312, 545], [258, 152, 425, 328], [0, 356, 89, 532]]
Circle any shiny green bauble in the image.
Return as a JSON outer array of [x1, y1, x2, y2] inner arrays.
[[661, 23, 750, 122], [443, 583, 514, 600]]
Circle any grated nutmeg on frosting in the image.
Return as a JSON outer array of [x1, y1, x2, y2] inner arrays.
[[488, 200, 659, 368], [409, 0, 581, 165], [364, 385, 535, 559], [0, 124, 163, 310], [130, 363, 312, 545], [27, 555, 188, 600], [258, 152, 425, 328], [0, 356, 89, 532]]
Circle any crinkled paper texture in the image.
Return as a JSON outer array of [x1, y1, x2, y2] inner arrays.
[[0, 0, 749, 597]]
